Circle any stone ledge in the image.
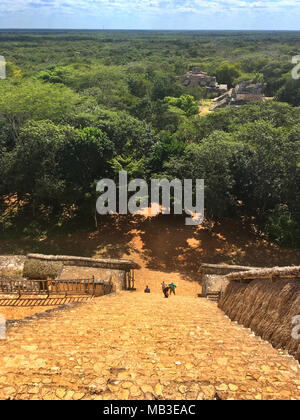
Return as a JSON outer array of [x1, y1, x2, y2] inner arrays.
[[200, 263, 260, 278], [226, 266, 300, 283], [27, 253, 140, 271]]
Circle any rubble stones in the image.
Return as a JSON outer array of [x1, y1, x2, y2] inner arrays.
[[210, 80, 265, 111]]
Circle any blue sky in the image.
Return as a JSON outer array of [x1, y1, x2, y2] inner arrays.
[[0, 0, 299, 30]]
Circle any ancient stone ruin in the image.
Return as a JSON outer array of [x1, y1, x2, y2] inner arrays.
[[1, 257, 299, 400], [181, 68, 265, 110], [218, 266, 300, 362], [210, 80, 265, 111], [25, 254, 139, 293], [199, 263, 300, 362], [0, 254, 140, 301], [180, 67, 228, 98], [200, 263, 260, 299]]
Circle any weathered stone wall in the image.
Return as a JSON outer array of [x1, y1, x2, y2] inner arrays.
[[219, 276, 300, 361], [202, 275, 229, 295], [0, 256, 26, 273], [24, 254, 137, 293], [200, 264, 258, 296], [27, 254, 140, 270]]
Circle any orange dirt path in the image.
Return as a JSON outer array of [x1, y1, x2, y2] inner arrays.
[[1, 216, 300, 271]]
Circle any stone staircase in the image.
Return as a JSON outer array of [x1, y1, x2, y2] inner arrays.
[[0, 292, 299, 400]]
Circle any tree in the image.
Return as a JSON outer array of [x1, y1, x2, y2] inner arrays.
[[1, 121, 115, 218], [1, 120, 73, 209], [215, 62, 241, 88], [5, 62, 22, 79], [60, 126, 115, 215], [94, 109, 158, 158], [0, 79, 86, 149], [276, 78, 300, 107], [163, 131, 236, 217], [128, 74, 151, 98], [265, 205, 300, 248], [165, 95, 199, 117], [150, 70, 183, 101], [231, 121, 288, 219], [150, 100, 186, 133]]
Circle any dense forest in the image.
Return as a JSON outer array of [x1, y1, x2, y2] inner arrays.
[[0, 30, 300, 248]]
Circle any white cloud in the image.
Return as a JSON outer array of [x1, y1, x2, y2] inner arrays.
[[1, 0, 300, 15], [0, 0, 299, 29]]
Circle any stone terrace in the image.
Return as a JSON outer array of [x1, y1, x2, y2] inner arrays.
[[0, 292, 299, 400]]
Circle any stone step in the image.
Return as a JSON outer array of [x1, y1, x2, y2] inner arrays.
[[0, 292, 299, 401]]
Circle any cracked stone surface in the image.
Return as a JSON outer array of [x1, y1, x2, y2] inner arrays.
[[0, 292, 299, 400]]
